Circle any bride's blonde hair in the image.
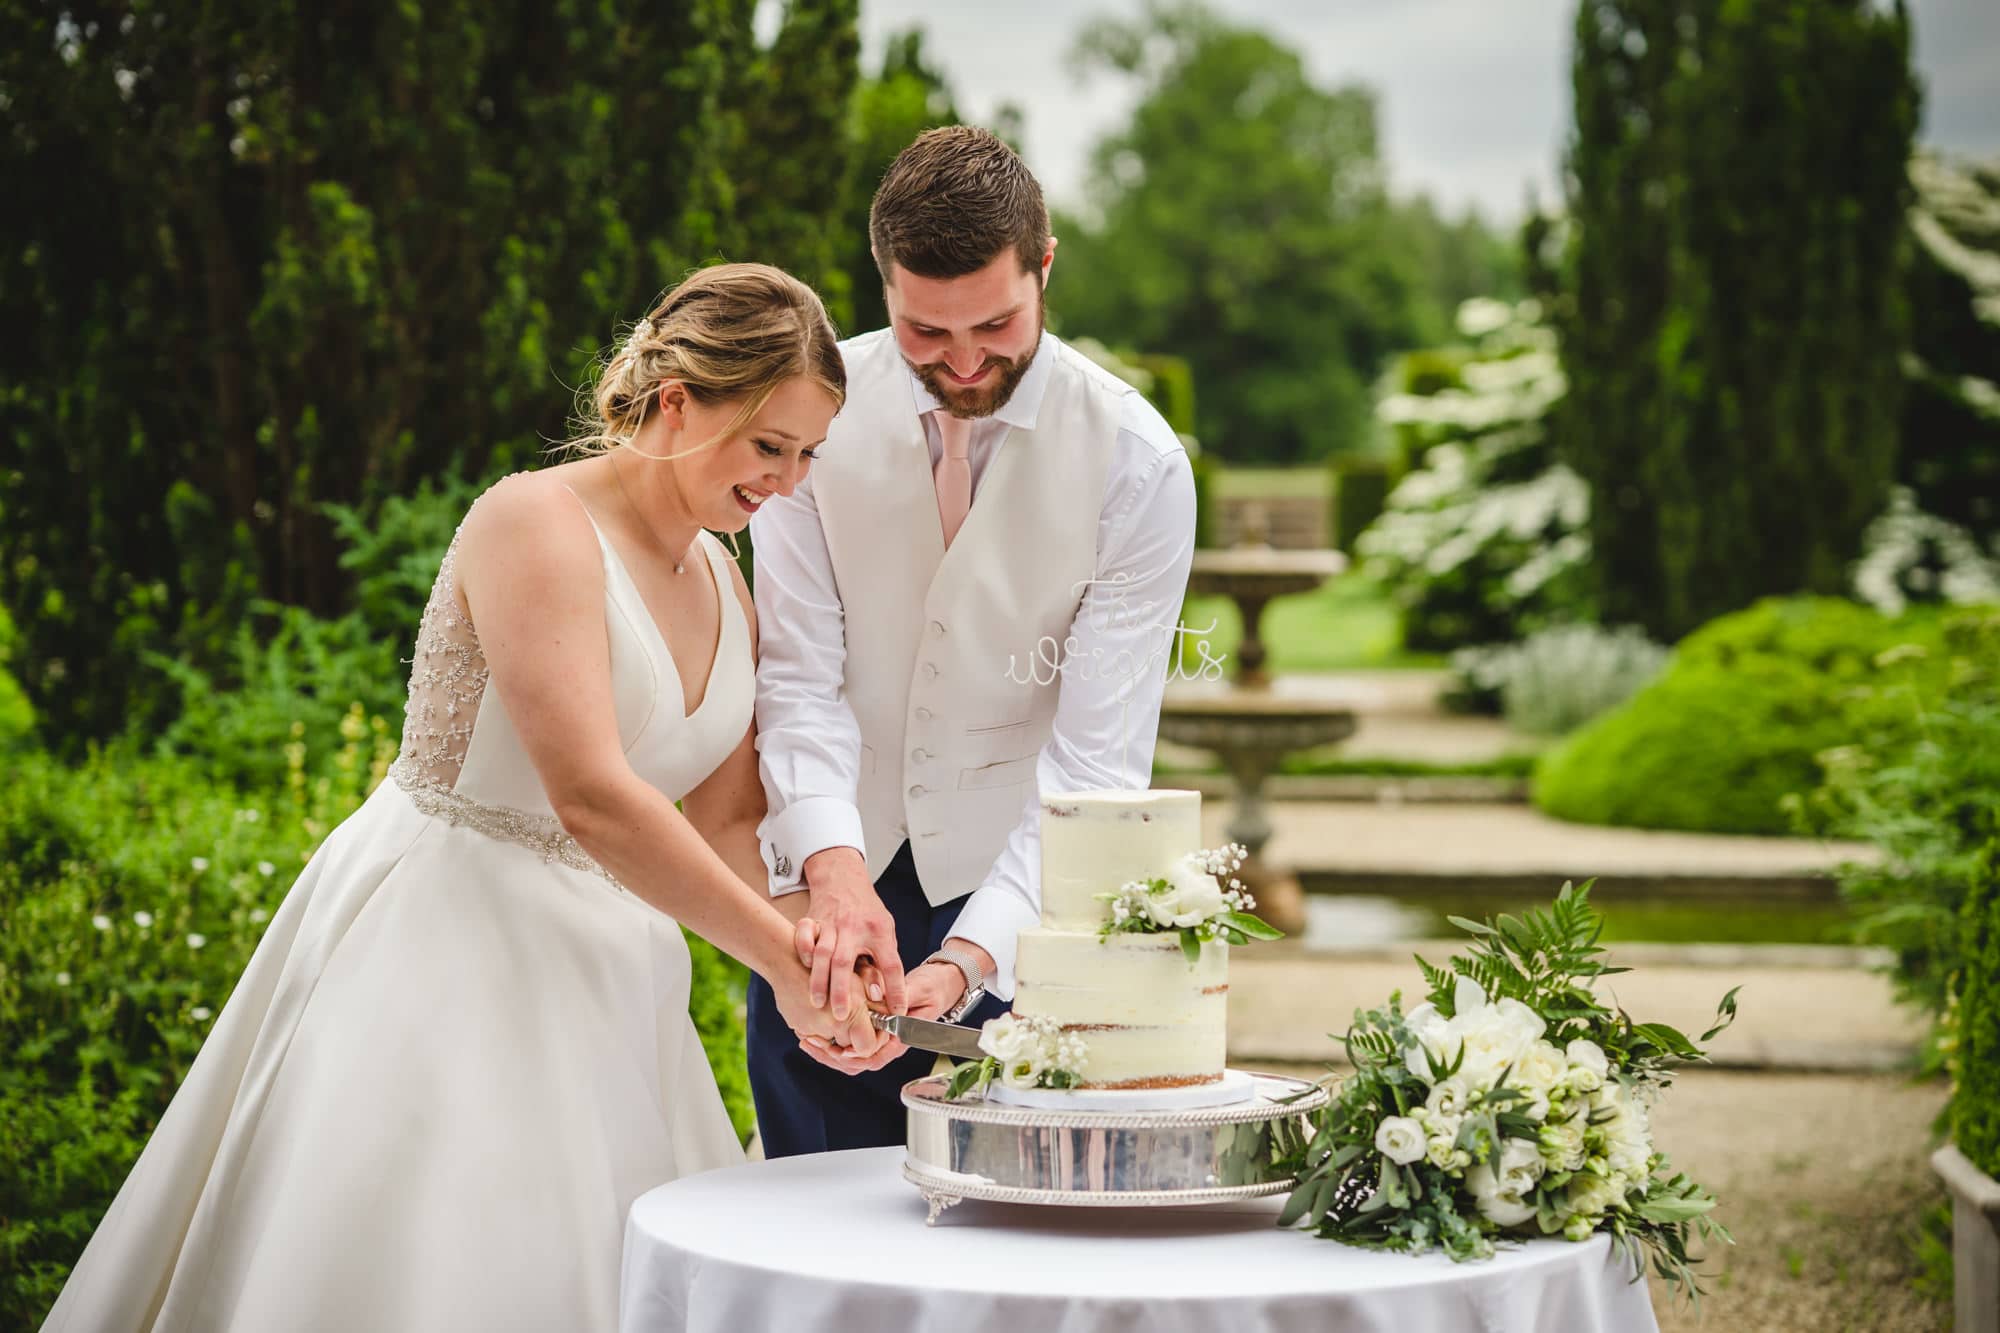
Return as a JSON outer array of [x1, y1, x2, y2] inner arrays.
[[560, 262, 845, 459]]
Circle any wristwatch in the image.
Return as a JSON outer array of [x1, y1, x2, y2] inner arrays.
[[924, 947, 988, 1024]]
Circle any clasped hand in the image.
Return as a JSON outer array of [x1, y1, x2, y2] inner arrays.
[[777, 848, 969, 1075]]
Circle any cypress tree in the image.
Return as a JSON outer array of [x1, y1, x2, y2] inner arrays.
[[1558, 0, 1918, 640]]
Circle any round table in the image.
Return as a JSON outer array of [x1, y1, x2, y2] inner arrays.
[[620, 1147, 1660, 1333]]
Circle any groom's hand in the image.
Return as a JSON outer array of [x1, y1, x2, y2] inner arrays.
[[802, 847, 907, 1023], [799, 961, 966, 1075]]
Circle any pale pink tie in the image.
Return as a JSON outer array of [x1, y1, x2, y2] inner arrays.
[[932, 410, 973, 549]]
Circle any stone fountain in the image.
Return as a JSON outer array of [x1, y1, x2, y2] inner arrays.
[[1158, 506, 1357, 935]]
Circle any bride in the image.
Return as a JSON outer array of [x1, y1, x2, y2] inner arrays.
[[43, 263, 890, 1332]]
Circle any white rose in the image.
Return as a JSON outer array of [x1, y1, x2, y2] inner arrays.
[[1375, 1115, 1427, 1165], [1539, 1116, 1588, 1172], [998, 1057, 1043, 1090], [1425, 1078, 1472, 1121], [1496, 1136, 1545, 1192], [978, 1015, 1032, 1064], [1467, 1166, 1537, 1227], [1403, 1004, 1459, 1083], [1467, 1136, 1546, 1228], [1141, 889, 1184, 929], [1163, 856, 1226, 927], [1515, 1040, 1567, 1095], [1564, 1169, 1622, 1221], [1565, 1038, 1609, 1092], [1455, 1014, 1534, 1089]]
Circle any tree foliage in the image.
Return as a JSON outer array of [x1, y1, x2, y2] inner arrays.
[[0, 1, 859, 742], [1050, 2, 1433, 463], [1557, 0, 1919, 641]]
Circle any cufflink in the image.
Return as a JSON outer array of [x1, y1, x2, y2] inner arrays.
[[775, 854, 792, 877]]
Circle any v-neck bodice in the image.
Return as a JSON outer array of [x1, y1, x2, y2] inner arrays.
[[387, 491, 753, 822]]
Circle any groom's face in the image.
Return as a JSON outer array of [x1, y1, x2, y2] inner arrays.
[[884, 246, 1052, 419]]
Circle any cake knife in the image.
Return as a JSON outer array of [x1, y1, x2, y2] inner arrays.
[[869, 1012, 986, 1060]]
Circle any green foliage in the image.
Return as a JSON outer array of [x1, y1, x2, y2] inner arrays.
[[1328, 456, 1391, 555], [836, 29, 961, 334], [0, 732, 761, 1320], [1189, 450, 1222, 550], [1052, 2, 1430, 462], [1558, 0, 1919, 642], [1130, 353, 1198, 436], [0, 737, 384, 1326], [0, 601, 33, 749], [1534, 599, 1991, 835], [1958, 843, 2000, 1176], [0, 1, 862, 745], [1276, 883, 1735, 1302], [1799, 624, 2000, 1168]]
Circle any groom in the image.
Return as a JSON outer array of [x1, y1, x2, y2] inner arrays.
[[745, 126, 1197, 1156]]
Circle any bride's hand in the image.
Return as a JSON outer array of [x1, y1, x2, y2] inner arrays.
[[786, 919, 896, 1072]]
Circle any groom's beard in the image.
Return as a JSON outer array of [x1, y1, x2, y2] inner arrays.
[[909, 295, 1045, 419]]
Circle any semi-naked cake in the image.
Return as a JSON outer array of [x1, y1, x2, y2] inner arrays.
[[1011, 789, 1226, 1089]]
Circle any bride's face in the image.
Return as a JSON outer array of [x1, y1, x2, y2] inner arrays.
[[669, 375, 838, 533]]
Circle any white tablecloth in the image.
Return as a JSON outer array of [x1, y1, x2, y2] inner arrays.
[[620, 1147, 1659, 1333]]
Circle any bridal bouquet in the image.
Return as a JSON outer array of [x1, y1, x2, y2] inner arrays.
[[1276, 882, 1736, 1300]]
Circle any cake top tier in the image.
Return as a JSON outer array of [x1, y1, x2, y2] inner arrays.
[[1038, 788, 1202, 932]]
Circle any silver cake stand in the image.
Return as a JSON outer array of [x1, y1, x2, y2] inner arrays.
[[901, 1070, 1329, 1224]]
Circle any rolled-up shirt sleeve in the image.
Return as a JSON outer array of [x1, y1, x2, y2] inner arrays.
[[948, 418, 1198, 999], [750, 469, 867, 895]]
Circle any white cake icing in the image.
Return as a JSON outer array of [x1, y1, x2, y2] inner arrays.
[[1013, 789, 1227, 1089]]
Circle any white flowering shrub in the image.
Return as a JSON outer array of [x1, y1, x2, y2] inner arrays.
[[1448, 624, 1672, 735], [1359, 299, 1591, 650], [1882, 153, 2000, 606], [1852, 486, 2000, 615]]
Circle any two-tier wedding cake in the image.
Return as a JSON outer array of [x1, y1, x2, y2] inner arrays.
[[1009, 789, 1228, 1090]]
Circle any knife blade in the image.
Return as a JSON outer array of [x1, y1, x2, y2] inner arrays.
[[870, 1012, 987, 1060]]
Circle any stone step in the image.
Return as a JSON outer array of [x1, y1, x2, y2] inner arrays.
[[1227, 944, 1923, 1073], [1201, 800, 1877, 892]]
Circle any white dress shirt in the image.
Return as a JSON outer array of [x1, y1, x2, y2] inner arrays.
[[750, 331, 1197, 997]]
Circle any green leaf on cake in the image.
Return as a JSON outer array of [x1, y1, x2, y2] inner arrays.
[[1181, 929, 1203, 965], [1222, 910, 1284, 940]]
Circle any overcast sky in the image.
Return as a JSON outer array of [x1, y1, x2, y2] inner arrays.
[[852, 0, 2000, 223]]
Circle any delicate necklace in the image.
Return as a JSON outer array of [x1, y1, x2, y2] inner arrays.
[[609, 451, 692, 575]]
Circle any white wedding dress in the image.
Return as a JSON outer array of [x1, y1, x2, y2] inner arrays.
[[44, 498, 748, 1332]]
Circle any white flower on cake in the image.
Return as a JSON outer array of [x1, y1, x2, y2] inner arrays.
[[948, 1013, 1088, 1100], [1096, 843, 1281, 964]]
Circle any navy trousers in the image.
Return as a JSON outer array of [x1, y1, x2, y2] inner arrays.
[[746, 841, 1010, 1157]]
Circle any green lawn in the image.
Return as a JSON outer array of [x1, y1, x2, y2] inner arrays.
[[1211, 465, 1332, 500], [1180, 571, 1442, 674]]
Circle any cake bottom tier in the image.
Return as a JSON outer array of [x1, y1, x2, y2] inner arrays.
[[1012, 928, 1227, 1089]]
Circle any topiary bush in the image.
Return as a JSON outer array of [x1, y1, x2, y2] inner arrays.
[[1327, 455, 1391, 554], [1534, 599, 1994, 835]]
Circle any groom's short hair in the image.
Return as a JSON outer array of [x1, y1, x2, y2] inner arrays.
[[870, 126, 1050, 283]]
